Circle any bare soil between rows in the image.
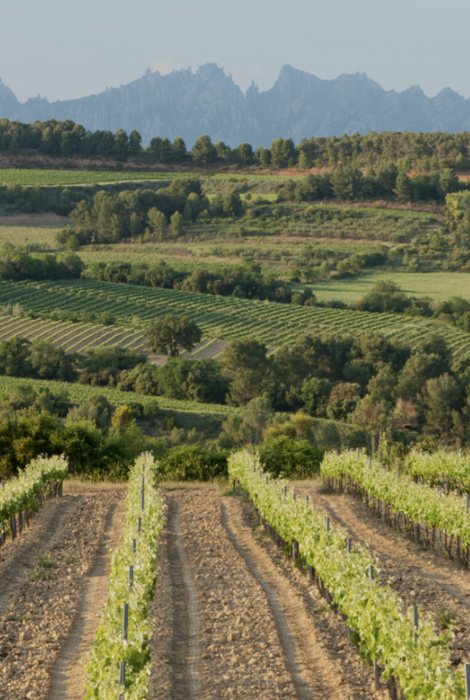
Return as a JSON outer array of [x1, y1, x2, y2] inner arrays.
[[0, 488, 125, 700], [149, 488, 380, 700], [2, 480, 468, 700]]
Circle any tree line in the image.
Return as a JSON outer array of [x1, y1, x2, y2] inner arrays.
[[2, 315, 468, 447], [4, 118, 470, 171]]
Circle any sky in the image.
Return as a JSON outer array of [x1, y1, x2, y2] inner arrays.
[[1, 0, 470, 103]]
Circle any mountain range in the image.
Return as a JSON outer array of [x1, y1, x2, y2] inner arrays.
[[1, 63, 470, 148]]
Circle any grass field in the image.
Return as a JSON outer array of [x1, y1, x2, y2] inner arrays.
[[2, 278, 470, 358], [0, 169, 185, 186], [298, 271, 470, 303]]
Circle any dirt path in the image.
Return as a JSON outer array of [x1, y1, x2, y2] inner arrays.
[[149, 489, 378, 700], [299, 483, 470, 667], [48, 496, 126, 700], [0, 490, 125, 700]]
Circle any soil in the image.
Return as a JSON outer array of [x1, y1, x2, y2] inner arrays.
[[296, 481, 470, 668], [148, 488, 381, 700], [0, 488, 126, 700]]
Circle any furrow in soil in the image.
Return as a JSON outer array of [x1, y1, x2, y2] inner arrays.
[[48, 496, 126, 700], [0, 490, 124, 700], [221, 499, 320, 700], [150, 489, 368, 700], [0, 496, 75, 615]]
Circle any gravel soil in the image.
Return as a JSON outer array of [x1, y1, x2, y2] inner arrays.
[[297, 480, 470, 671], [0, 489, 125, 700], [149, 488, 381, 700]]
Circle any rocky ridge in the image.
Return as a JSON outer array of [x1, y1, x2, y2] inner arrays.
[[1, 64, 470, 147]]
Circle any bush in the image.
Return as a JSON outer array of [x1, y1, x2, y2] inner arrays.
[[158, 445, 229, 481], [260, 436, 324, 478]]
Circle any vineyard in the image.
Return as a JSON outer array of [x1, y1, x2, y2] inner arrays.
[[2, 448, 470, 698], [2, 278, 470, 358]]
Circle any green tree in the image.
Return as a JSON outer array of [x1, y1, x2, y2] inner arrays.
[[113, 129, 129, 161], [170, 211, 184, 238], [0, 337, 32, 376], [192, 135, 217, 163], [235, 143, 254, 165], [128, 130, 142, 156], [171, 137, 187, 160], [270, 138, 297, 169], [422, 373, 463, 443], [394, 172, 411, 201], [260, 436, 323, 478], [30, 341, 77, 382], [222, 338, 269, 405], [144, 315, 202, 357], [147, 207, 167, 238], [222, 190, 243, 217]]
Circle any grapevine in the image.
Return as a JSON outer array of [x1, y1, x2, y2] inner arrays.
[[229, 450, 465, 700], [85, 452, 165, 700]]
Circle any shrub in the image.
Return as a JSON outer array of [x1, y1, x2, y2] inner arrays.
[[158, 445, 229, 481], [260, 436, 324, 478]]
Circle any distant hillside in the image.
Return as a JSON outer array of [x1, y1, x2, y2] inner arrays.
[[2, 63, 470, 148]]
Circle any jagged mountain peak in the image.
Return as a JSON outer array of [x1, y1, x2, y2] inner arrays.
[[1, 64, 469, 147]]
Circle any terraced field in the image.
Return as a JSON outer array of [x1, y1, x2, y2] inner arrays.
[[2, 278, 470, 358]]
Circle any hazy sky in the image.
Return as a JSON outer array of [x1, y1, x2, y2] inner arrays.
[[2, 0, 470, 103]]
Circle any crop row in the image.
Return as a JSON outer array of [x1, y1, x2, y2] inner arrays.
[[85, 452, 164, 699], [321, 452, 470, 566], [0, 313, 143, 353], [403, 450, 470, 491], [229, 450, 465, 699], [1, 279, 469, 355], [0, 455, 68, 543]]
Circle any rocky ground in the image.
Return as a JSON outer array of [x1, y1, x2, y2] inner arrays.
[[149, 487, 381, 700], [1, 479, 468, 700], [0, 487, 125, 700]]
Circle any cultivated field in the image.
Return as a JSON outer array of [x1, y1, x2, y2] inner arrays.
[[2, 279, 470, 358], [2, 450, 469, 699]]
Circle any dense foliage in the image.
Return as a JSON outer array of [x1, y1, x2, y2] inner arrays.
[[86, 260, 300, 304], [0, 454, 68, 522]]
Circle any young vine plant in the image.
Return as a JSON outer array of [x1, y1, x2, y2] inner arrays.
[[0, 454, 68, 525], [85, 452, 165, 700], [229, 450, 465, 699]]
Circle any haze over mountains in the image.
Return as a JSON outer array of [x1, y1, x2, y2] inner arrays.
[[1, 63, 470, 149]]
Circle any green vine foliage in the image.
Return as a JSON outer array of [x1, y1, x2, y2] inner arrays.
[[0, 454, 68, 523], [322, 452, 470, 551], [85, 452, 165, 699], [229, 450, 465, 700]]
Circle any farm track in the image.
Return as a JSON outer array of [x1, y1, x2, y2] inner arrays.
[[0, 489, 125, 700], [300, 483, 470, 667], [149, 489, 376, 700]]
